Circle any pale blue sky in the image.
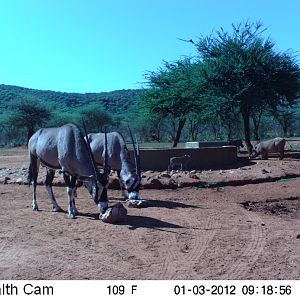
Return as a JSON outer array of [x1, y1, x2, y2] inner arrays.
[[0, 0, 299, 93]]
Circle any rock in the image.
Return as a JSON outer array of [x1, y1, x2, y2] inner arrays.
[[100, 202, 127, 223], [159, 173, 171, 178], [168, 179, 178, 189], [143, 170, 154, 176], [189, 174, 200, 179], [171, 174, 182, 179], [149, 178, 163, 189], [15, 177, 24, 184]]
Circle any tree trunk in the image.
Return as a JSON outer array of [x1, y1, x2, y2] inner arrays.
[[282, 120, 288, 137], [241, 105, 252, 155], [172, 119, 186, 147], [252, 117, 260, 141], [26, 126, 35, 146], [226, 123, 232, 141], [189, 119, 197, 141], [251, 109, 263, 141]]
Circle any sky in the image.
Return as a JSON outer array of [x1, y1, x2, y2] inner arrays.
[[0, 0, 299, 93]]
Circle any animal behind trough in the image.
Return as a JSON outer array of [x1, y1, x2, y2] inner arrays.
[[168, 154, 191, 171], [228, 139, 244, 152]]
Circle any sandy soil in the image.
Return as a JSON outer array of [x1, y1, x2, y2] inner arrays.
[[0, 149, 299, 280]]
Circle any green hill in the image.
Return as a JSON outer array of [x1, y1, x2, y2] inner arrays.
[[0, 84, 143, 114]]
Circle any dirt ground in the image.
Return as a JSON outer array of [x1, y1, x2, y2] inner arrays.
[[0, 148, 299, 280]]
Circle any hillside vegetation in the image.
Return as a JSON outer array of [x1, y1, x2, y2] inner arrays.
[[0, 84, 142, 114]]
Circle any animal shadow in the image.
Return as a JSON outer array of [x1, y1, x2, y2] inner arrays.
[[145, 199, 200, 209], [76, 211, 184, 231], [122, 215, 184, 230]]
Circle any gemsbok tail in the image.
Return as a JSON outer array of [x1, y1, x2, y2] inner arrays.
[[27, 154, 38, 185]]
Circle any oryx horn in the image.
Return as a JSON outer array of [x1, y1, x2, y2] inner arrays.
[[135, 134, 141, 177], [128, 126, 141, 176], [103, 127, 109, 178], [82, 119, 101, 181]]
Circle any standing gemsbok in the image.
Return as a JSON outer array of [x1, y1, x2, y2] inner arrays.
[[27, 123, 109, 219], [87, 128, 141, 200]]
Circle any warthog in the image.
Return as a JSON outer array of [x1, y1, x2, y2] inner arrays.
[[168, 154, 191, 171], [251, 137, 286, 160]]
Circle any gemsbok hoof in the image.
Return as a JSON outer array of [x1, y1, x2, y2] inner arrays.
[[32, 205, 39, 211], [52, 206, 63, 212], [68, 213, 76, 219]]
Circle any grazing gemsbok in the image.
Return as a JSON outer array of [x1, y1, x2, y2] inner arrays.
[[87, 128, 141, 200], [27, 123, 109, 218]]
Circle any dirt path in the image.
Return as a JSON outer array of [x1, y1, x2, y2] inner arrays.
[[0, 179, 299, 280]]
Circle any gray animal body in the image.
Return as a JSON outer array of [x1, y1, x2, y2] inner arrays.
[[27, 123, 108, 218], [168, 154, 191, 171], [251, 137, 286, 160], [87, 131, 141, 200]]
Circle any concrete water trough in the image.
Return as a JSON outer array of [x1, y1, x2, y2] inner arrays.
[[129, 145, 237, 171]]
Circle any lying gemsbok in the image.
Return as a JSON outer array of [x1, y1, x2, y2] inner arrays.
[[27, 123, 109, 219], [251, 137, 286, 160]]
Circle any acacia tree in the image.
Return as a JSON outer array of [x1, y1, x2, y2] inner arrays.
[[8, 98, 52, 145], [75, 103, 113, 132], [271, 106, 296, 137], [123, 104, 165, 142], [194, 21, 300, 153], [142, 58, 202, 147]]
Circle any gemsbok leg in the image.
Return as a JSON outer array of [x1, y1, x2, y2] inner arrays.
[[117, 170, 128, 200], [45, 168, 63, 212], [28, 155, 39, 211], [63, 174, 78, 219]]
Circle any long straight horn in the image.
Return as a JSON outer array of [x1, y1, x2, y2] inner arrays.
[[128, 126, 139, 175], [135, 134, 141, 177], [82, 119, 99, 180], [103, 128, 109, 178]]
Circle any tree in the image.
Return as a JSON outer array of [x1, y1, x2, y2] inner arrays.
[[142, 58, 202, 147], [74, 104, 113, 132], [120, 103, 165, 142], [8, 98, 52, 145], [271, 106, 296, 137], [194, 21, 300, 153]]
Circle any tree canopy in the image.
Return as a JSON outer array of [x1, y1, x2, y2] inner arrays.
[[8, 98, 52, 144], [141, 58, 205, 146], [194, 21, 300, 152]]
